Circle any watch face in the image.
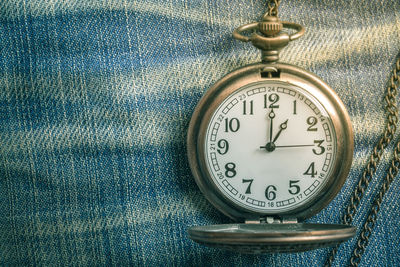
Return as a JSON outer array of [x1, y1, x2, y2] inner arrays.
[[204, 81, 337, 213]]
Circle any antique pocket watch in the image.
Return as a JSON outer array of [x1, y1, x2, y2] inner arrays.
[[187, 11, 355, 253]]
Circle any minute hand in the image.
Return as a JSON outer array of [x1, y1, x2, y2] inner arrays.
[[268, 109, 275, 143], [272, 119, 288, 143]]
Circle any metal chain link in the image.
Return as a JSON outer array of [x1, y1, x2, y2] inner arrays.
[[325, 56, 400, 266], [350, 143, 400, 266], [348, 57, 400, 266], [266, 0, 281, 16]]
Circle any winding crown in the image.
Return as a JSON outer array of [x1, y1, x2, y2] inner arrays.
[[259, 15, 283, 36]]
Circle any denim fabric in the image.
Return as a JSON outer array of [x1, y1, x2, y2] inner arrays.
[[1, 0, 400, 266]]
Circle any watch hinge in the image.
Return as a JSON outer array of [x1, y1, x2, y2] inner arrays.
[[245, 217, 298, 224], [260, 67, 280, 79]]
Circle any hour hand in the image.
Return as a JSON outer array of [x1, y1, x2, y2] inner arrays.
[[272, 119, 288, 143]]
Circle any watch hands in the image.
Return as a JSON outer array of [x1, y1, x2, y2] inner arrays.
[[268, 109, 275, 143], [272, 119, 288, 143], [259, 143, 315, 150], [275, 144, 315, 148], [260, 115, 288, 152]]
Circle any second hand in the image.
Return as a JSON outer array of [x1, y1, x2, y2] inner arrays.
[[275, 144, 315, 148]]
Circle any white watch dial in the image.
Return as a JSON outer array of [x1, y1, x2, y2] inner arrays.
[[204, 81, 337, 213]]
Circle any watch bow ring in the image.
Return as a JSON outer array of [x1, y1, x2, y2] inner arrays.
[[233, 15, 305, 63]]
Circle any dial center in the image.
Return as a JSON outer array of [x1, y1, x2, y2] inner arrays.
[[262, 142, 276, 152]]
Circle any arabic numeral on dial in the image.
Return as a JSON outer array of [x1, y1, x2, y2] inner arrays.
[[242, 179, 254, 194], [217, 139, 229, 155], [225, 163, 237, 178], [224, 118, 240, 132], [243, 100, 254, 115], [264, 93, 280, 109], [239, 94, 246, 101], [265, 185, 277, 200], [303, 162, 317, 178], [209, 143, 215, 151], [293, 100, 297, 115], [307, 116, 318, 131], [313, 140, 325, 155], [288, 180, 300, 195], [327, 144, 333, 152]]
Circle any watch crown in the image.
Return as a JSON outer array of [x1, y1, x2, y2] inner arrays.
[[259, 15, 283, 36]]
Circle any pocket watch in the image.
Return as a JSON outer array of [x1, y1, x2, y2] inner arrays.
[[187, 12, 355, 253]]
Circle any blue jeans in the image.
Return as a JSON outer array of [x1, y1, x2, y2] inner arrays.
[[1, 0, 400, 266]]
